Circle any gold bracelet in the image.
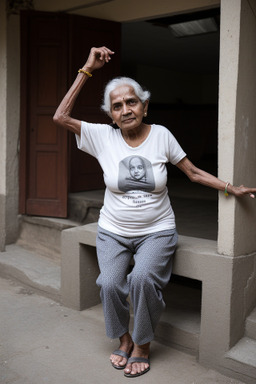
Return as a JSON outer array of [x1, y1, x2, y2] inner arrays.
[[78, 69, 92, 77]]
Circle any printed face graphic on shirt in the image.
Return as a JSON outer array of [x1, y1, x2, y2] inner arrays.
[[129, 157, 146, 180], [118, 156, 155, 193]]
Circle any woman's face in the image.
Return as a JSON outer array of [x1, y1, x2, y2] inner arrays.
[[110, 85, 148, 132], [129, 157, 146, 180]]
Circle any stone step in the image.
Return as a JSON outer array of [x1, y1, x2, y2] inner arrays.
[[0, 244, 60, 301], [0, 244, 200, 355], [245, 308, 256, 341], [17, 215, 79, 261], [225, 337, 256, 384], [16, 192, 104, 261], [68, 190, 104, 223]]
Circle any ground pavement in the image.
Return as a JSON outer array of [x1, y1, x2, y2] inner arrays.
[[0, 276, 245, 384]]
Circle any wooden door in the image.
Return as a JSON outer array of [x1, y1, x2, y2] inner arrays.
[[19, 11, 120, 217], [20, 11, 68, 217]]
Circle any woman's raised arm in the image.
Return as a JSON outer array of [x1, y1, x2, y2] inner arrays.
[[53, 46, 114, 136]]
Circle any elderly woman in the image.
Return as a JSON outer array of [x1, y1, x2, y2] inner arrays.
[[53, 46, 256, 378]]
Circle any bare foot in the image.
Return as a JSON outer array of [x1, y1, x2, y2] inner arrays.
[[110, 332, 134, 368], [124, 342, 150, 376]]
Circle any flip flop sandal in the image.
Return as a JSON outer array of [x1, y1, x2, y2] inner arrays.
[[111, 349, 130, 370], [124, 357, 150, 378]]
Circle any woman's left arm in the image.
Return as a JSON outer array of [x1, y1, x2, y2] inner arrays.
[[176, 157, 256, 198]]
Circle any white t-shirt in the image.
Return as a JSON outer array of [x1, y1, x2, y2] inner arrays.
[[76, 122, 186, 237]]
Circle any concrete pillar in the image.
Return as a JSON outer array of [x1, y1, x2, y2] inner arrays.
[[0, 2, 7, 251], [218, 0, 256, 257], [6, 14, 20, 245], [199, 0, 256, 368], [0, 6, 20, 251]]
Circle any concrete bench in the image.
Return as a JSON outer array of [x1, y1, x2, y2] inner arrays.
[[61, 222, 227, 310]]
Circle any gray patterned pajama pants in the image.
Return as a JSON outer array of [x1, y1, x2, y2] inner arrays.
[[96, 226, 178, 345]]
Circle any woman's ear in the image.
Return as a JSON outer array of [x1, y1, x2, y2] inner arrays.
[[143, 100, 149, 117]]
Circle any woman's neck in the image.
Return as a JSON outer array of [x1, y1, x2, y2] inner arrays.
[[121, 124, 151, 148]]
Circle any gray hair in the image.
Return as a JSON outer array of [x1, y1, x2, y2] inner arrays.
[[101, 77, 151, 116]]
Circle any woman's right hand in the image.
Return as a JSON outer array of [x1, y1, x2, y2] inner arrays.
[[82, 46, 114, 73]]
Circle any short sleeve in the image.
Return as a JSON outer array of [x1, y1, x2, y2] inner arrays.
[[167, 130, 186, 165], [75, 121, 112, 158]]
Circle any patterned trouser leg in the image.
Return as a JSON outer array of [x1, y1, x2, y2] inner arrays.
[[96, 226, 178, 345]]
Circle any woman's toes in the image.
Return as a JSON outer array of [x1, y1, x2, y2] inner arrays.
[[132, 363, 140, 375], [118, 358, 126, 367], [124, 362, 149, 376], [111, 354, 128, 368], [124, 363, 132, 374], [110, 355, 120, 365]]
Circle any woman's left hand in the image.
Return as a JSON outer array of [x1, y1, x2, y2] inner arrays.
[[230, 185, 256, 198]]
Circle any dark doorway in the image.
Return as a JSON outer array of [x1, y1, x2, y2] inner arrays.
[[121, 9, 220, 176], [120, 9, 220, 239]]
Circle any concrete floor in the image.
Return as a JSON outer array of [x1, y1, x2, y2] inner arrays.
[[0, 276, 245, 384]]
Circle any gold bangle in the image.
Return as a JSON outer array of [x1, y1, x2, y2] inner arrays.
[[78, 69, 92, 77]]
